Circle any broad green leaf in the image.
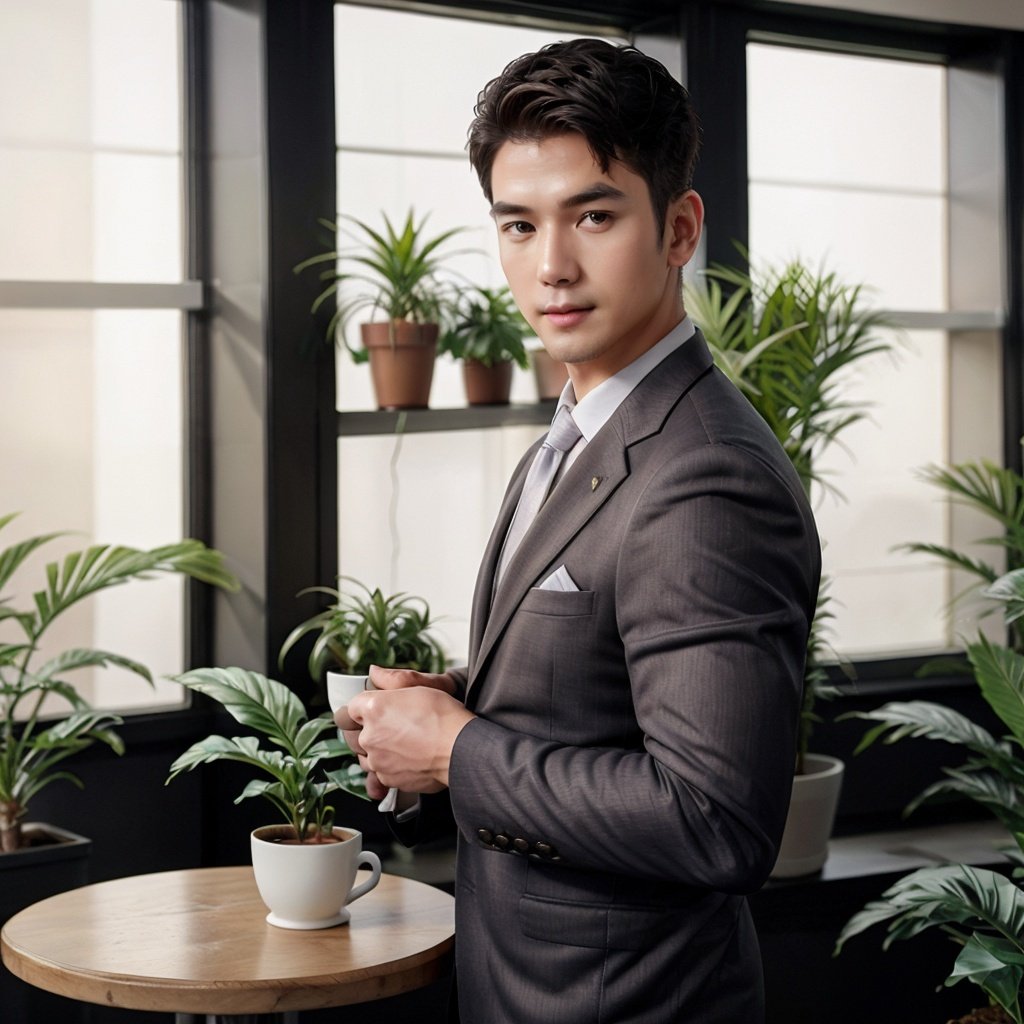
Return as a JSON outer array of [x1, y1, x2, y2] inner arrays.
[[971, 635, 1024, 744]]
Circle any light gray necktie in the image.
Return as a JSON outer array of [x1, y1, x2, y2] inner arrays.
[[496, 404, 582, 586]]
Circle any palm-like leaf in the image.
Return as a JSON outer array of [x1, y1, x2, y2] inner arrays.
[[0, 516, 239, 851], [847, 700, 1005, 757], [836, 865, 1024, 1023], [971, 636, 1024, 746]]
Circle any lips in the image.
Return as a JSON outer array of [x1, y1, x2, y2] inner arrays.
[[542, 305, 593, 329]]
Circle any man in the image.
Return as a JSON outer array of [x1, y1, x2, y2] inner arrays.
[[338, 38, 821, 1023]]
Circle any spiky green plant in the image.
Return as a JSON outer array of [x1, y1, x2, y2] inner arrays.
[[685, 255, 893, 497], [278, 576, 447, 684], [167, 667, 368, 836], [294, 208, 466, 363], [0, 513, 239, 852], [439, 285, 531, 369]]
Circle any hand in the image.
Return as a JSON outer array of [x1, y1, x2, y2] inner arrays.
[[334, 666, 464, 800], [346, 682, 475, 795]]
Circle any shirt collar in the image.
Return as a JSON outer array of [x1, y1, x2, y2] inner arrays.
[[556, 317, 696, 442]]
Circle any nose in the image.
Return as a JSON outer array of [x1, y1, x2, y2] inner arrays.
[[538, 228, 579, 288]]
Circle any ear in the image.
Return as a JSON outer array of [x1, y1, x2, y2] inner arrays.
[[664, 190, 704, 268]]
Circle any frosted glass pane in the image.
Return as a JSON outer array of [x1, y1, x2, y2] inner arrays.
[[747, 43, 945, 193], [336, 6, 617, 153], [0, 309, 186, 712], [91, 0, 180, 151], [0, 1, 91, 144], [0, 0, 183, 282], [814, 331, 952, 657], [0, 150, 95, 279], [93, 154, 182, 281], [749, 182, 946, 310]]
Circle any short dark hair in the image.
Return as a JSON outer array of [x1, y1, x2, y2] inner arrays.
[[467, 38, 701, 229]]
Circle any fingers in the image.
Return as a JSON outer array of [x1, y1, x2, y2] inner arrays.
[[364, 770, 389, 802]]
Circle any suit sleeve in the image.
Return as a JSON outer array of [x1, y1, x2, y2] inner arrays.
[[447, 442, 819, 893]]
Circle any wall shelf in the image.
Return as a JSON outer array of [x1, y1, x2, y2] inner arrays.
[[337, 401, 556, 436]]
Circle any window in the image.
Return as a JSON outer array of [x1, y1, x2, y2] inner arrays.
[[0, 0, 197, 712], [746, 41, 1005, 661]]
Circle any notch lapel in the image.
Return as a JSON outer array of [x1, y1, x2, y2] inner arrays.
[[465, 330, 716, 696]]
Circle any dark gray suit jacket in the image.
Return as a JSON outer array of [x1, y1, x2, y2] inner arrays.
[[400, 330, 821, 1023]]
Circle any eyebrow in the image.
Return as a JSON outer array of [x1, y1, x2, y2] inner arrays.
[[490, 182, 629, 218]]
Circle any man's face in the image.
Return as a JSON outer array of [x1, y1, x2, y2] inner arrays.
[[489, 132, 701, 397]]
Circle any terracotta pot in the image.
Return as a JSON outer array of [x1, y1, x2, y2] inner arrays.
[[770, 753, 844, 878], [531, 348, 569, 400], [463, 359, 513, 406], [250, 824, 381, 930], [360, 320, 438, 410]]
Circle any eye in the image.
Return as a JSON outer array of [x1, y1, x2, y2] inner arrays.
[[501, 220, 534, 236], [580, 211, 612, 229]]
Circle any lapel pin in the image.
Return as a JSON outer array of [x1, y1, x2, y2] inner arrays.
[[591, 476, 602, 492]]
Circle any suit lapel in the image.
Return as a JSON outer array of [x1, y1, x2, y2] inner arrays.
[[465, 330, 715, 695]]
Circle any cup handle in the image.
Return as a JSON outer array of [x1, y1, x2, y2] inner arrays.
[[345, 850, 382, 905]]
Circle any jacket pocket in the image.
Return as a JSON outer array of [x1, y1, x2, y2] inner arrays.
[[520, 588, 595, 617], [519, 893, 674, 951]]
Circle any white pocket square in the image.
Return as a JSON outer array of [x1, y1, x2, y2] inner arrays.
[[538, 564, 579, 592]]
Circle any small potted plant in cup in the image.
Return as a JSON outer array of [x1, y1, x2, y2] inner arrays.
[[278, 577, 448, 811], [167, 667, 381, 930], [439, 285, 531, 406]]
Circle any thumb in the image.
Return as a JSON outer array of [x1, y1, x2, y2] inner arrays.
[[367, 664, 404, 690]]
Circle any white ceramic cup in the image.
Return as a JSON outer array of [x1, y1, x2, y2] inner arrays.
[[250, 825, 382, 929], [327, 671, 399, 812]]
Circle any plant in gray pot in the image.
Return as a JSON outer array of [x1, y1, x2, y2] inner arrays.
[[168, 667, 381, 930], [686, 253, 893, 876]]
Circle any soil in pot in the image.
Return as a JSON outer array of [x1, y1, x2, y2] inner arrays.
[[948, 1010, 1012, 1024]]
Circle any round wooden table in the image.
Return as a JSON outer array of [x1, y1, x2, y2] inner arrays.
[[1, 866, 454, 1022]]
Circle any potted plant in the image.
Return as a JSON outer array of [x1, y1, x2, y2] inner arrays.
[[278, 576, 447, 686], [0, 512, 239, 856], [295, 208, 466, 410], [835, 568, 1024, 1024], [167, 667, 381, 929], [686, 253, 892, 876], [0, 513, 238, 1016], [439, 285, 531, 406]]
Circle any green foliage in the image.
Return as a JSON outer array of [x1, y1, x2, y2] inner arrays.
[[439, 286, 531, 369], [685, 254, 893, 496], [278, 576, 447, 683], [839, 571, 1024, 1013], [899, 457, 1024, 651], [294, 208, 467, 363], [835, 865, 1024, 1024], [0, 512, 239, 852], [167, 667, 367, 838]]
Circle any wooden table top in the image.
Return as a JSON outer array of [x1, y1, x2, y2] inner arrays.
[[1, 866, 454, 1016]]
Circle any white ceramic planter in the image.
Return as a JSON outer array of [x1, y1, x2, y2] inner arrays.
[[250, 825, 381, 929], [770, 753, 845, 879]]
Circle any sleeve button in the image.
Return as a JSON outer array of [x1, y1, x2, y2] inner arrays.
[[512, 837, 530, 853], [493, 833, 510, 850], [477, 829, 494, 846]]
